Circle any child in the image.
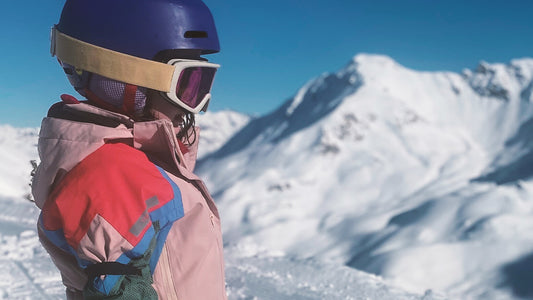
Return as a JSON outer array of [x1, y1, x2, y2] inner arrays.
[[32, 0, 227, 298]]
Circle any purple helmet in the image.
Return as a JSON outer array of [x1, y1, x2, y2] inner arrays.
[[55, 0, 220, 116], [58, 0, 219, 59]]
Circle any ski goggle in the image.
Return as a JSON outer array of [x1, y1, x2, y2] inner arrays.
[[163, 59, 219, 113], [50, 26, 220, 113]]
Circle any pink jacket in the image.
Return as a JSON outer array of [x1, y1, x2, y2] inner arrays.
[[33, 101, 227, 299]]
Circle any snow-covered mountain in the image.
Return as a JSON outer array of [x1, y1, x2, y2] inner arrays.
[[196, 54, 533, 299]]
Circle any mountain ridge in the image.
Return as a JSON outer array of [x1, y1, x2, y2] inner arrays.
[[197, 54, 533, 299], [202, 54, 533, 162]]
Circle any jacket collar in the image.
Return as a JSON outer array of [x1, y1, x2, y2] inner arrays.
[[33, 101, 200, 208], [58, 101, 200, 170], [133, 119, 200, 173]]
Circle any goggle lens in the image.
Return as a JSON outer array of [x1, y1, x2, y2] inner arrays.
[[176, 67, 217, 109]]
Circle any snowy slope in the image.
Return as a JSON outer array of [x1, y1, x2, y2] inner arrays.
[[0, 116, 431, 298], [197, 54, 533, 299], [225, 244, 444, 300], [0, 125, 65, 299], [0, 125, 39, 200]]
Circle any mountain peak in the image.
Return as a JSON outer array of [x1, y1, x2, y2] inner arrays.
[[344, 54, 408, 84], [511, 57, 533, 68], [351, 53, 398, 67], [462, 57, 533, 101]]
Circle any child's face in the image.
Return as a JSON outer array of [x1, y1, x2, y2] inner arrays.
[[147, 91, 186, 128]]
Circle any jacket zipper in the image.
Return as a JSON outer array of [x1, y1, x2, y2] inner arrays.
[[159, 244, 179, 300]]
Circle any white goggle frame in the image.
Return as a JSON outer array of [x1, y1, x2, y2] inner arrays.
[[164, 59, 220, 113]]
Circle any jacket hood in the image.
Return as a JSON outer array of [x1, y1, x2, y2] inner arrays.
[[32, 102, 200, 208]]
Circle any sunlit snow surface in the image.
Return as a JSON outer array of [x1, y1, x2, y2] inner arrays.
[[225, 245, 443, 300], [2, 54, 533, 299]]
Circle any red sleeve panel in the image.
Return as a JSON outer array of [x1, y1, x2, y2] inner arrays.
[[41, 143, 178, 250]]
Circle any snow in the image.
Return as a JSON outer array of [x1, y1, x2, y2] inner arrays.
[[2, 53, 533, 299], [225, 244, 444, 300], [196, 54, 533, 299], [0, 125, 39, 200]]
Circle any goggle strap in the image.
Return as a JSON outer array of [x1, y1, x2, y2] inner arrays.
[[52, 27, 174, 92]]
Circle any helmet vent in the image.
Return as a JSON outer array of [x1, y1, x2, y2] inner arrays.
[[184, 31, 208, 38]]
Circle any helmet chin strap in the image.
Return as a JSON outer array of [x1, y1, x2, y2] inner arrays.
[[122, 84, 138, 115], [84, 84, 139, 118]]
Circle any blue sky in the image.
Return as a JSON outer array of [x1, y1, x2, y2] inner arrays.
[[1, 0, 532, 127]]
